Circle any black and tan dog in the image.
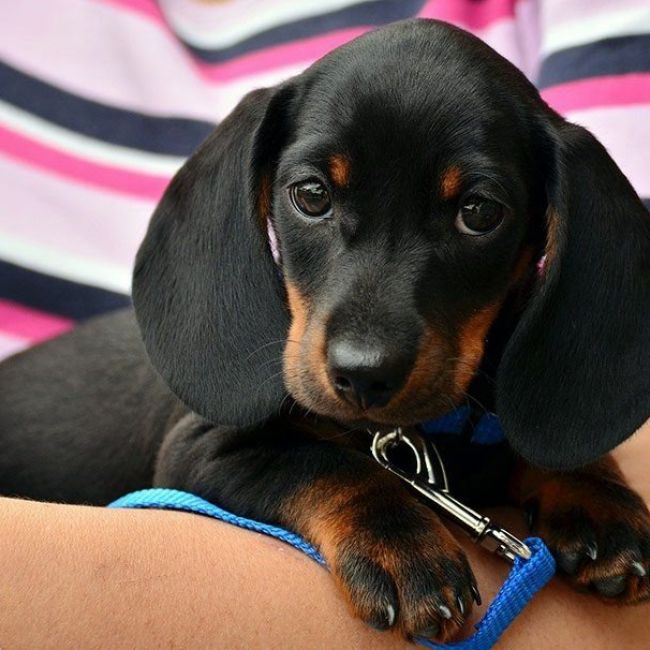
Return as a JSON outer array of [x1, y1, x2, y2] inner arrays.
[[1, 19, 649, 642]]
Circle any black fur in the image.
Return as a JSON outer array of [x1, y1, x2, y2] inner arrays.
[[1, 18, 649, 638], [0, 310, 185, 503], [133, 87, 292, 426], [497, 122, 650, 468]]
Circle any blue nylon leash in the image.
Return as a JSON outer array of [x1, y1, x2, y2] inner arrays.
[[110, 488, 325, 566], [109, 488, 555, 649]]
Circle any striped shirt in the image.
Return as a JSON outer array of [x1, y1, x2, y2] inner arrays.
[[1, 0, 649, 360]]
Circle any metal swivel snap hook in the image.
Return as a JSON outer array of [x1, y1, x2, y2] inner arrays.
[[370, 428, 531, 563]]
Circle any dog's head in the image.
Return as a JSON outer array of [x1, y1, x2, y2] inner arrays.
[[133, 19, 650, 470]]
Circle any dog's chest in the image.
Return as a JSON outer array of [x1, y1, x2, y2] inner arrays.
[[418, 409, 512, 508]]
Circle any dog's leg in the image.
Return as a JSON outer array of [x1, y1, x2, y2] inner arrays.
[[513, 455, 650, 603], [154, 414, 477, 641]]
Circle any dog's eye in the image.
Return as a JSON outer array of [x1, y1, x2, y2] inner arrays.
[[290, 180, 331, 218], [455, 198, 504, 235]]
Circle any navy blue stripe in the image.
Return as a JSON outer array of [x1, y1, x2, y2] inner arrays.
[[643, 198, 650, 212], [538, 34, 650, 88], [186, 0, 425, 63], [0, 61, 215, 157], [0, 261, 130, 321]]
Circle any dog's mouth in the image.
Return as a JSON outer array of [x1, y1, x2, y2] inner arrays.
[[281, 281, 501, 428]]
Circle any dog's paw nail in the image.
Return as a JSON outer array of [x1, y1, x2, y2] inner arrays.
[[594, 575, 627, 597], [456, 595, 465, 616], [471, 581, 482, 606], [557, 550, 582, 575], [584, 541, 598, 561], [416, 623, 440, 640], [436, 602, 453, 620], [385, 603, 397, 627], [369, 603, 397, 631], [557, 542, 598, 575], [630, 561, 647, 577]]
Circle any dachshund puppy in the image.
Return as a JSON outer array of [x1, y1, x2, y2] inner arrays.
[[1, 19, 649, 642]]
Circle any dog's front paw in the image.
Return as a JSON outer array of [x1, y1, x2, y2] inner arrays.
[[325, 503, 478, 642], [528, 475, 650, 604]]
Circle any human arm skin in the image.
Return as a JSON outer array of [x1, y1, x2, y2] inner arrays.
[[1, 422, 649, 649]]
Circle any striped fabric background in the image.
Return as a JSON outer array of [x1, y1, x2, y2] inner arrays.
[[0, 0, 648, 361]]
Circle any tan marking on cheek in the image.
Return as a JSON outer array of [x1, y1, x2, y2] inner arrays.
[[329, 154, 351, 188], [309, 322, 338, 400], [391, 327, 445, 408], [440, 166, 462, 201], [283, 282, 339, 403], [454, 303, 501, 390], [284, 281, 309, 379]]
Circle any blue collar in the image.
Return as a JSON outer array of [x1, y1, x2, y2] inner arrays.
[[420, 405, 505, 445]]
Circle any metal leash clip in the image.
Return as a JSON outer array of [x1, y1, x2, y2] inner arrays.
[[371, 428, 531, 563]]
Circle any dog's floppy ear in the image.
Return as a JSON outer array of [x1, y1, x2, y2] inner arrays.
[[497, 120, 650, 469], [133, 86, 294, 426]]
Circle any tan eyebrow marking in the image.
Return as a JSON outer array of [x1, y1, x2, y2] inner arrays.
[[329, 154, 351, 188], [440, 166, 463, 200]]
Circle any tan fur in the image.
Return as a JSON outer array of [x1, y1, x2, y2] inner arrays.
[[284, 281, 309, 380], [454, 303, 500, 391], [440, 166, 462, 200], [391, 326, 446, 410], [329, 154, 351, 188]]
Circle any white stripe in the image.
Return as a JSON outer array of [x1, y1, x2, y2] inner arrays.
[[160, 0, 368, 49], [0, 332, 29, 362], [473, 17, 532, 78], [212, 63, 308, 118], [564, 105, 650, 199], [0, 153, 149, 291], [0, 101, 185, 176], [0, 234, 132, 294], [542, 7, 650, 56]]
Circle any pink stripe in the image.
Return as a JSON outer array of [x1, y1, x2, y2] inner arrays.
[[1, 0, 531, 92], [98, 0, 165, 23], [105, 0, 520, 47], [0, 125, 170, 201], [1, 0, 524, 91], [195, 5, 523, 82], [419, 0, 517, 30], [195, 26, 367, 82], [542, 74, 650, 114], [0, 300, 73, 342]]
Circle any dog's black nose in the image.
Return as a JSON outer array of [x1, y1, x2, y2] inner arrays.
[[327, 339, 410, 410]]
